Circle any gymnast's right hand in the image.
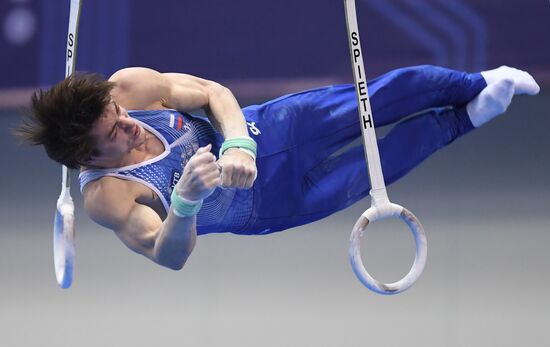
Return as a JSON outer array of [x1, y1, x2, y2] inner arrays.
[[174, 144, 221, 201]]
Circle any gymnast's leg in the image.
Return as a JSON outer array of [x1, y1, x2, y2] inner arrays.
[[249, 105, 478, 233], [246, 65, 487, 137], [294, 106, 476, 226], [290, 67, 538, 225], [293, 66, 540, 225], [246, 64, 538, 143], [369, 64, 539, 126], [290, 65, 539, 171], [244, 65, 488, 172]]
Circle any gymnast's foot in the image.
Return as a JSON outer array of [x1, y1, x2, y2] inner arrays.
[[466, 79, 515, 128], [467, 67, 540, 128], [481, 65, 540, 95]]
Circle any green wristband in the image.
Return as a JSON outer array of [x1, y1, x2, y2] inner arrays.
[[220, 136, 257, 159], [170, 189, 203, 218]]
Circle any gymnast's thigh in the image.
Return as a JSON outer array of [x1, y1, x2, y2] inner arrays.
[[242, 85, 360, 151]]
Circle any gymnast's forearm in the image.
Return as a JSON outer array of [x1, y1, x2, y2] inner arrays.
[[204, 83, 249, 139], [152, 211, 197, 270]]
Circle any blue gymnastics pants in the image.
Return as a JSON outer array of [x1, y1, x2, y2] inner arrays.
[[238, 65, 486, 235]]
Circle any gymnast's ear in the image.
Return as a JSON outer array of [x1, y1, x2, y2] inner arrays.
[[80, 157, 96, 168], [79, 148, 104, 168]]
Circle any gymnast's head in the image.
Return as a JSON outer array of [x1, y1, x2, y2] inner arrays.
[[15, 73, 116, 169]]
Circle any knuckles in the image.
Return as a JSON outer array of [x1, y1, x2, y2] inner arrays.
[[223, 163, 256, 176], [246, 167, 256, 177], [184, 149, 258, 191]]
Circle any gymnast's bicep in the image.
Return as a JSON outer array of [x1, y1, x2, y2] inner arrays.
[[112, 203, 163, 261], [108, 67, 213, 112]]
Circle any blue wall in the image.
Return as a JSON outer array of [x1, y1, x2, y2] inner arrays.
[[1, 0, 549, 88]]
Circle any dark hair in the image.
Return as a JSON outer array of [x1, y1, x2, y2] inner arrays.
[[14, 73, 115, 169]]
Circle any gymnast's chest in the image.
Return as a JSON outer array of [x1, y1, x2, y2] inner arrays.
[[125, 149, 197, 216]]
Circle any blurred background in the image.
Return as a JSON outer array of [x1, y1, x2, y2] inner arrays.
[[1, 1, 549, 346]]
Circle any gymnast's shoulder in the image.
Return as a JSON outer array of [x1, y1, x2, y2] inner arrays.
[[107, 66, 225, 113], [107, 67, 170, 110]]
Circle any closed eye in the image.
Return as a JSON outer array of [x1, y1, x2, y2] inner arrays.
[[108, 101, 121, 140], [109, 122, 118, 141]]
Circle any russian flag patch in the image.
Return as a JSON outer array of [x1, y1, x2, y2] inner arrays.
[[169, 113, 184, 130]]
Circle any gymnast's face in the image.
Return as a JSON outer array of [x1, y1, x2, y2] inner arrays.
[[87, 100, 147, 167]]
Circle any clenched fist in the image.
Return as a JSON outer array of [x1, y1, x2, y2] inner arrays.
[[217, 148, 257, 189], [174, 144, 221, 201]]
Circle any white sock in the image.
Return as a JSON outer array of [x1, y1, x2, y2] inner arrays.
[[466, 79, 515, 128], [481, 65, 540, 95]]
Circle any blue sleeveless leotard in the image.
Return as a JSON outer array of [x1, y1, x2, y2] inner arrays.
[[79, 110, 254, 234]]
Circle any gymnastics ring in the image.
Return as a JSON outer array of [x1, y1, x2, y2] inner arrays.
[[349, 202, 427, 295], [53, 185, 75, 289]]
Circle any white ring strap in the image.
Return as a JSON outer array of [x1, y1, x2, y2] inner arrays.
[[343, 0, 428, 294]]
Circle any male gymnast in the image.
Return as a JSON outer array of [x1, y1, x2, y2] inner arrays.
[[16, 65, 540, 270]]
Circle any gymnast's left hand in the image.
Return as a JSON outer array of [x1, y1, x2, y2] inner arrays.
[[216, 148, 257, 189]]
